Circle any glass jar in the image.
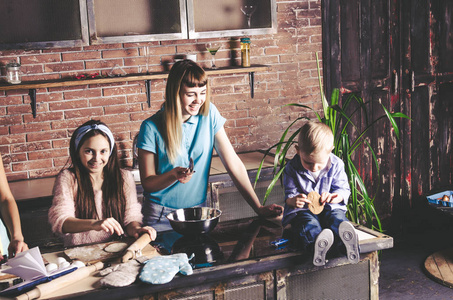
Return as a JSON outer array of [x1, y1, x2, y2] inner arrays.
[[240, 38, 251, 67], [6, 62, 21, 84]]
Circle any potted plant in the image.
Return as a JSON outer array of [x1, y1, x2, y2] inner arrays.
[[254, 53, 410, 232]]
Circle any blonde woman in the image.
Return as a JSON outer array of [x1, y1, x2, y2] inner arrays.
[[137, 60, 282, 231]]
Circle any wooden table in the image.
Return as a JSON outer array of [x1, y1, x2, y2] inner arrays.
[[0, 218, 393, 300]]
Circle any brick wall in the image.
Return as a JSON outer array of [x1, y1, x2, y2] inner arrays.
[[0, 0, 322, 181]]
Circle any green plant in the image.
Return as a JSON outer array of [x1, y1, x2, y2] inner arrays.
[[254, 53, 410, 232]]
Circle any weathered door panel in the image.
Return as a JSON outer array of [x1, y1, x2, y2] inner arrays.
[[322, 0, 398, 223], [403, 0, 453, 208]]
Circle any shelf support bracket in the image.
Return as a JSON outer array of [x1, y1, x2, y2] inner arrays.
[[249, 72, 255, 98], [29, 89, 37, 118], [145, 80, 151, 108]]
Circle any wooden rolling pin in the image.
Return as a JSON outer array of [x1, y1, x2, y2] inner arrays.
[[121, 233, 152, 263], [15, 261, 104, 300]]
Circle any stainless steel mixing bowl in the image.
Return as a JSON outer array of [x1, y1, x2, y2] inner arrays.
[[166, 207, 222, 235]]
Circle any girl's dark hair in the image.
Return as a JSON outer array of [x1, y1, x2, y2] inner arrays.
[[68, 120, 125, 224]]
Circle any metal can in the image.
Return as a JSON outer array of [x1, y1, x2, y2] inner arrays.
[[240, 37, 251, 67]]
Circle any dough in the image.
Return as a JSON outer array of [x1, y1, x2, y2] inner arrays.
[[104, 242, 128, 253], [307, 191, 324, 215]]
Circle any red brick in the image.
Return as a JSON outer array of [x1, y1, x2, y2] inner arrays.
[[29, 167, 61, 178], [104, 104, 142, 115], [12, 159, 52, 172], [9, 153, 27, 162], [27, 130, 67, 142], [89, 96, 126, 107], [63, 88, 103, 100], [53, 139, 70, 149], [28, 148, 67, 160], [103, 86, 142, 97], [9, 123, 51, 134], [7, 104, 34, 115], [23, 111, 64, 123], [100, 114, 131, 126], [126, 93, 147, 104], [123, 56, 161, 67], [85, 59, 123, 70], [21, 53, 61, 65], [11, 141, 52, 153], [49, 99, 89, 111], [64, 107, 104, 119], [45, 62, 85, 73], [62, 51, 102, 61], [103, 48, 139, 59], [0, 134, 26, 145]]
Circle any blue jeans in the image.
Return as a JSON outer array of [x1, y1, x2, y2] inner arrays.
[[289, 208, 348, 252]]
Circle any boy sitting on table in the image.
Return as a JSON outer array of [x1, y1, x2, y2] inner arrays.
[[282, 121, 359, 266]]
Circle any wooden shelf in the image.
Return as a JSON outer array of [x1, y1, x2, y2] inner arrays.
[[0, 65, 269, 91], [0, 65, 269, 118]]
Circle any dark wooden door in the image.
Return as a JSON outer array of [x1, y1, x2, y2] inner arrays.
[[322, 0, 453, 231]]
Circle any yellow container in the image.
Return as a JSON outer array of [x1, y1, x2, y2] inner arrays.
[[240, 38, 251, 67]]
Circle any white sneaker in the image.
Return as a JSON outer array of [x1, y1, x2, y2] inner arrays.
[[339, 221, 360, 264], [313, 229, 334, 266]]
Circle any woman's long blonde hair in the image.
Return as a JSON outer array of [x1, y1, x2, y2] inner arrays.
[[163, 60, 209, 163]]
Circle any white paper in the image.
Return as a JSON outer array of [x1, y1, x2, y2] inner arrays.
[[2, 247, 48, 281]]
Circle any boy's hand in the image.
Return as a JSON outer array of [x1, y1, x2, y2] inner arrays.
[[320, 192, 343, 204], [286, 194, 310, 208]]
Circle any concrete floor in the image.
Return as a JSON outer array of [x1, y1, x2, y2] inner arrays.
[[379, 207, 453, 299]]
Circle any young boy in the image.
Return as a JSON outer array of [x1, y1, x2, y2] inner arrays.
[[282, 121, 359, 266]]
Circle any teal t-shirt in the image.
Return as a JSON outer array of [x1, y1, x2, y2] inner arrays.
[[137, 103, 226, 209]]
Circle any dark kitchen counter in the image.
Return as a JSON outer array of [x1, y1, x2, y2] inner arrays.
[[33, 217, 392, 300]]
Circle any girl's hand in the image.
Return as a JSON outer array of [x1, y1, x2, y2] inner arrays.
[[173, 167, 194, 184], [320, 192, 343, 204], [8, 239, 28, 258], [286, 194, 309, 208], [93, 217, 124, 236]]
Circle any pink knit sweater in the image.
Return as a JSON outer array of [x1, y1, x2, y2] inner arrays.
[[48, 169, 143, 247]]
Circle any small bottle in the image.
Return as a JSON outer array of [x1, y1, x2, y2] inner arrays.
[[240, 38, 251, 67], [6, 62, 21, 84]]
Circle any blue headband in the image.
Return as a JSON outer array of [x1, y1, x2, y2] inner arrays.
[[74, 124, 115, 155]]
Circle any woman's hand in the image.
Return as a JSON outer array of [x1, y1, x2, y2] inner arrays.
[[173, 167, 195, 184], [93, 217, 124, 236], [126, 222, 157, 241], [257, 203, 283, 217], [8, 239, 28, 258], [286, 194, 309, 208], [133, 226, 157, 241]]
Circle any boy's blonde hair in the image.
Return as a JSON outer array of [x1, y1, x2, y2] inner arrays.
[[298, 121, 334, 154]]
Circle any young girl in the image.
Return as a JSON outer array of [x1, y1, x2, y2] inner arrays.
[[137, 60, 282, 232], [49, 120, 156, 247]]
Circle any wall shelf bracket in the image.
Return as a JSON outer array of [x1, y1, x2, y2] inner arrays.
[[145, 80, 152, 108], [29, 89, 37, 118], [249, 72, 255, 98]]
